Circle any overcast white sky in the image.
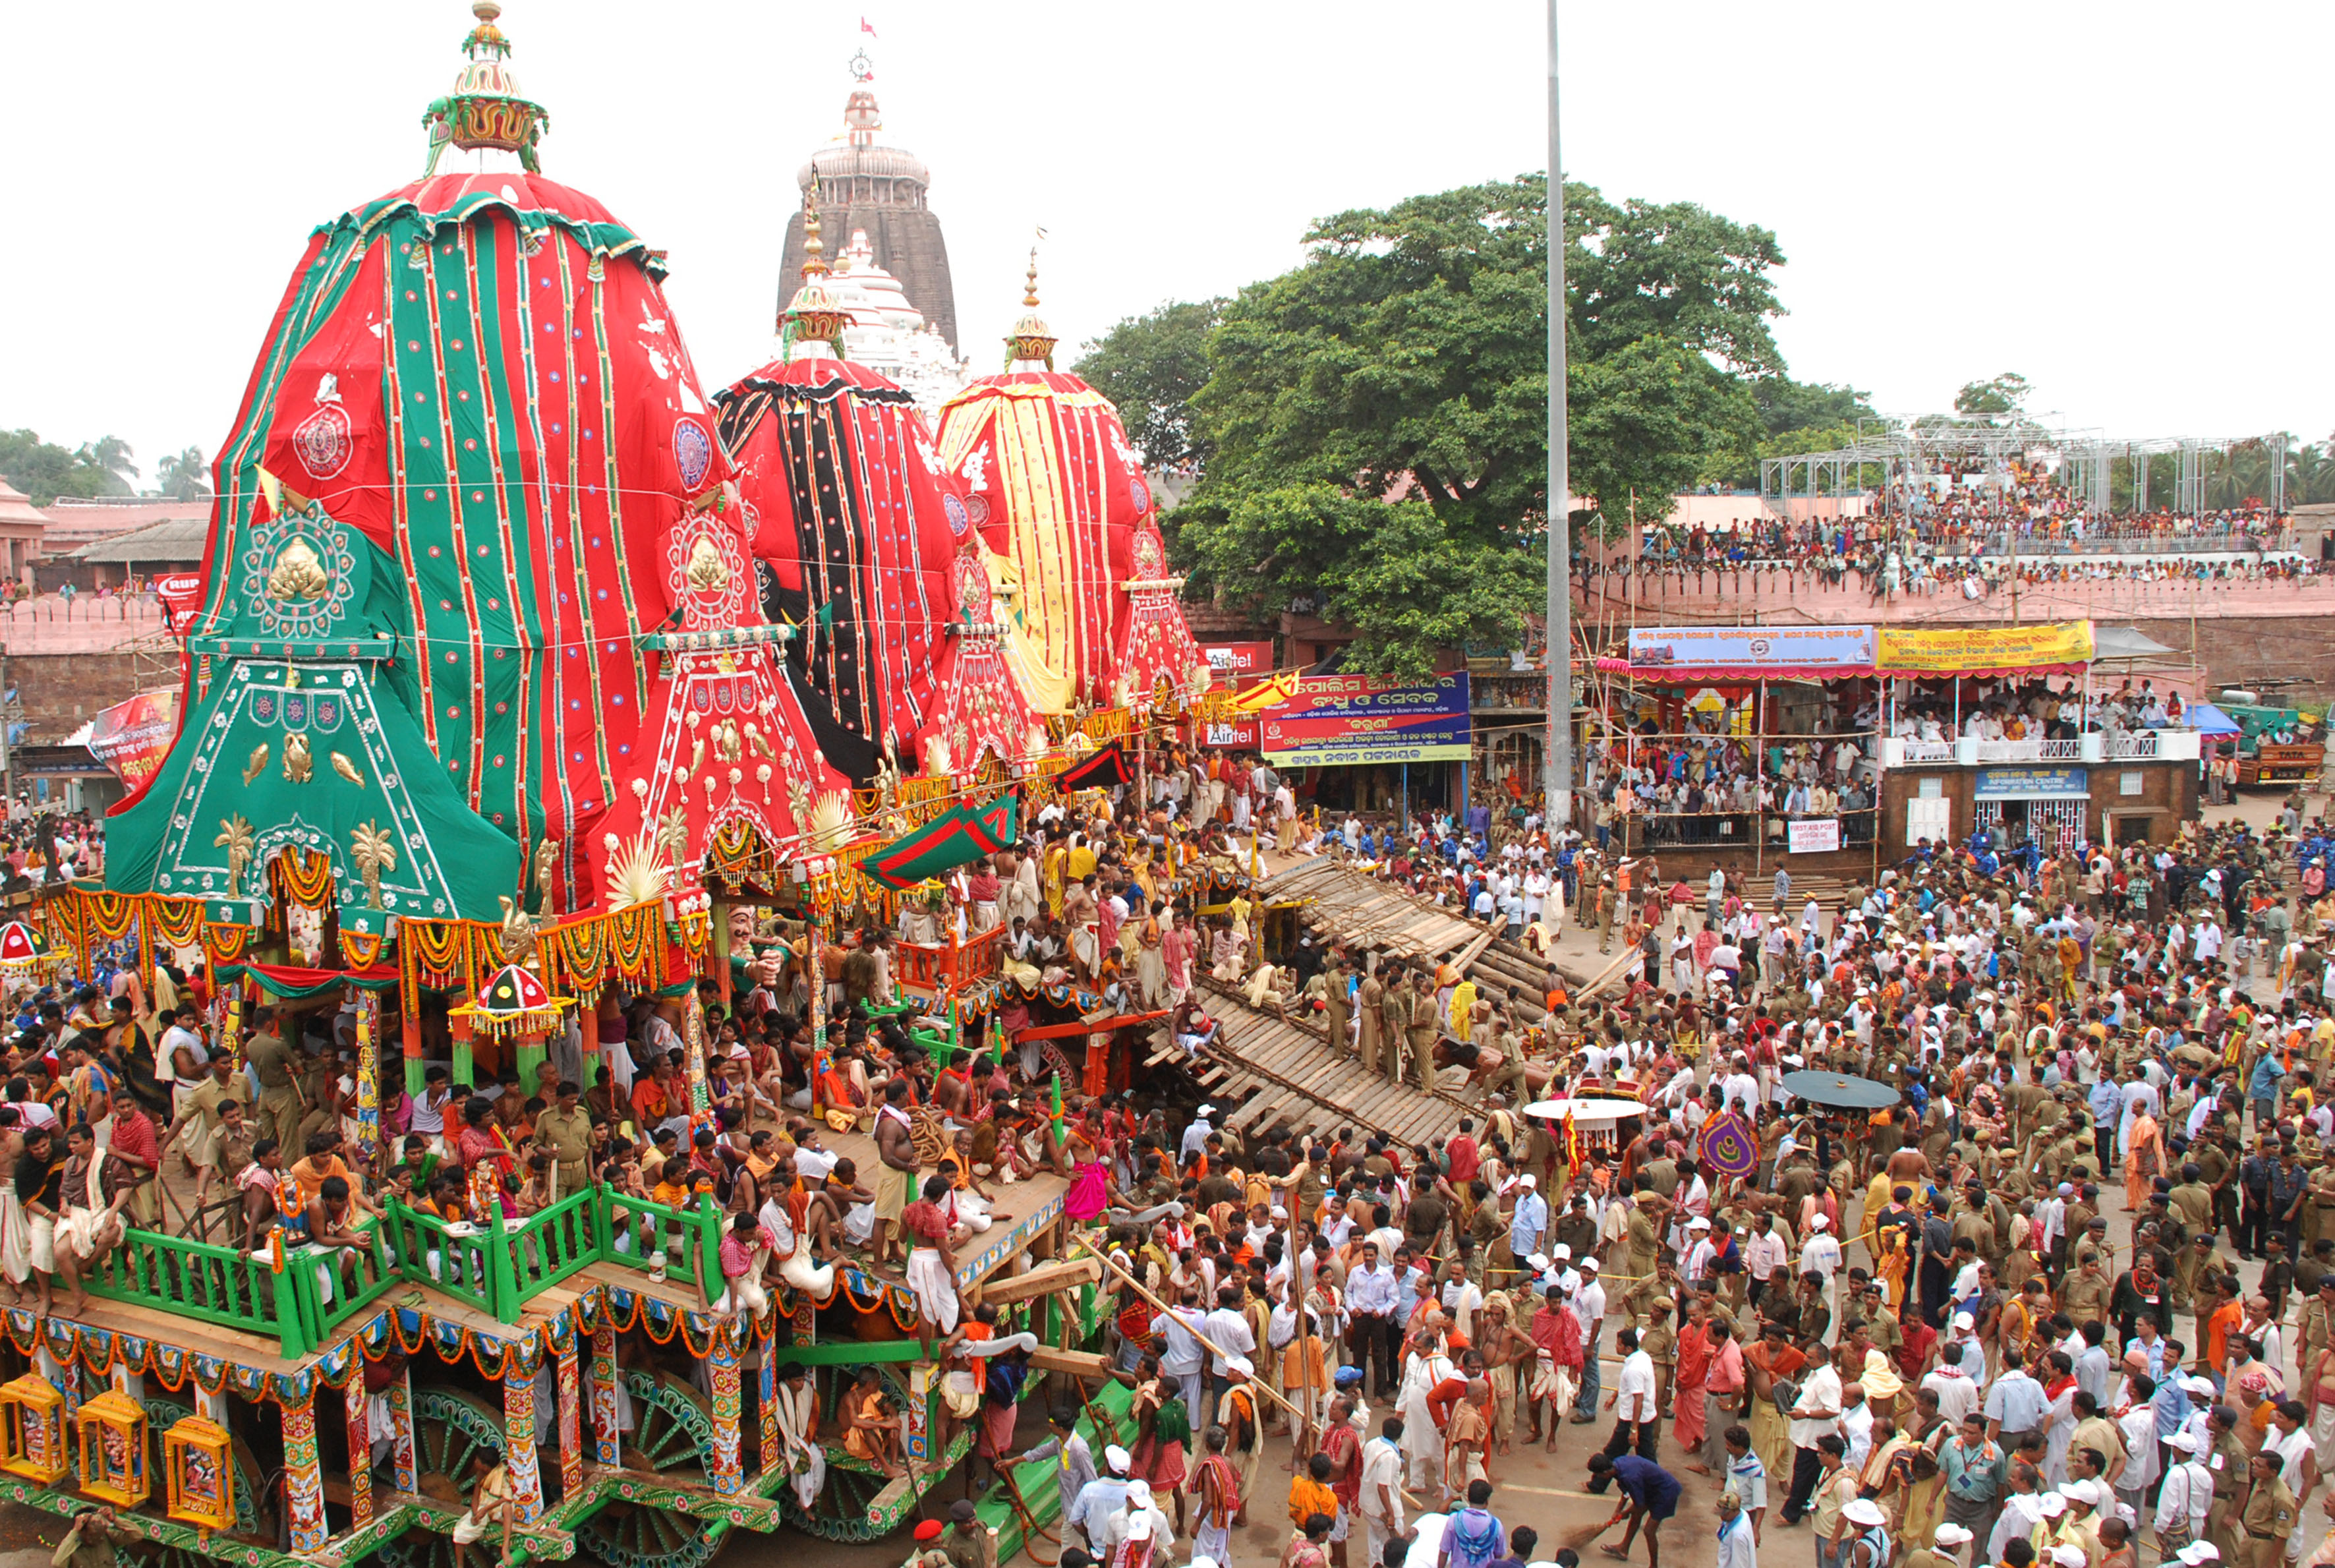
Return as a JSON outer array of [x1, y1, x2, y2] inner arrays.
[[4, 1, 2328, 486]]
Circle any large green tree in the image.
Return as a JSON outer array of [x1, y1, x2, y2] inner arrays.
[[1952, 372, 2032, 421], [0, 430, 125, 506], [1174, 173, 1789, 675], [1073, 299, 1225, 473]]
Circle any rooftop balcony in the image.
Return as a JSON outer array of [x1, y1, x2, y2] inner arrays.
[[1880, 729, 2201, 768]]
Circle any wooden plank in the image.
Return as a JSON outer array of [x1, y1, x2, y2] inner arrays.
[[1344, 1076, 1428, 1130], [978, 1258, 1103, 1305], [1449, 930, 1497, 972], [1281, 1041, 1369, 1105], [1029, 1345, 1118, 1379], [1227, 1096, 1282, 1132], [60, 1293, 318, 1375]]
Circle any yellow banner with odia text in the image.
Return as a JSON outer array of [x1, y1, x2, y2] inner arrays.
[[1875, 620, 2093, 674]]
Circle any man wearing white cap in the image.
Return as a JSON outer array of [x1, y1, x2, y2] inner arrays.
[[1995, 1480, 2057, 1562], [1801, 1214, 1842, 1301], [1904, 1521, 1976, 1568], [1067, 1446, 1136, 1555], [1095, 1484, 1168, 1568], [2060, 1479, 2105, 1561], [2155, 1430, 2212, 1556], [1509, 1174, 1548, 1263], [1841, 1497, 1891, 1568], [1681, 1218, 1717, 1292], [1181, 1107, 1216, 1161]]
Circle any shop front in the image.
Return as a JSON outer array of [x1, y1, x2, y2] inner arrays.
[[1972, 765, 2092, 850], [1259, 672, 1473, 826], [1879, 755, 2199, 852]]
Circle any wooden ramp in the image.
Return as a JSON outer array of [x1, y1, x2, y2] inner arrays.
[[1263, 856, 1496, 968], [1149, 982, 1478, 1147], [1263, 852, 1606, 993]]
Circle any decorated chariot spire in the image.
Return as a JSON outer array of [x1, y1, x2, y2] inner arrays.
[[422, 1, 552, 175], [781, 178, 851, 359], [1004, 244, 1056, 370]]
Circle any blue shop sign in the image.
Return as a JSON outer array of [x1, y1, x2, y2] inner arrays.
[[1974, 766, 2089, 799]]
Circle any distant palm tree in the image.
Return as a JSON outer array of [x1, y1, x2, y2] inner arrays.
[[75, 435, 136, 496], [154, 447, 212, 502], [2289, 441, 2335, 506]]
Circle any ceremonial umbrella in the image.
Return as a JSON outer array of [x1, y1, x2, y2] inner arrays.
[[1520, 1097, 1646, 1122], [1779, 1070, 1901, 1110]]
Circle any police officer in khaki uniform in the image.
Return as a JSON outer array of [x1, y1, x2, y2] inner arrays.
[[1406, 974, 1438, 1093], [243, 1012, 304, 1155], [2297, 1276, 2335, 1375], [2237, 1449, 2299, 1568], [1622, 1188, 1662, 1322], [1377, 973, 1407, 1089], [2205, 1407, 2250, 1563]]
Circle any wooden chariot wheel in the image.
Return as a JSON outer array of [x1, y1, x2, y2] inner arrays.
[[119, 1397, 271, 1568], [573, 1370, 732, 1568]]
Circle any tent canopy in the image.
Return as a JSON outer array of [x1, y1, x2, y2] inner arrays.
[[2187, 702, 2243, 737], [2092, 625, 2180, 662]]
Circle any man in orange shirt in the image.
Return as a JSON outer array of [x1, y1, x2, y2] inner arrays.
[[631, 1059, 676, 1133], [2203, 1275, 2244, 1379]]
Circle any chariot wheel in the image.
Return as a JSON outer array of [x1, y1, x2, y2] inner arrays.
[[120, 1397, 272, 1568], [376, 1389, 506, 1568], [781, 1364, 919, 1542], [573, 1370, 731, 1568]]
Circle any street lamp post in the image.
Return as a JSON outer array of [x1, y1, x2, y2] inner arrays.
[[1542, 0, 1573, 828]]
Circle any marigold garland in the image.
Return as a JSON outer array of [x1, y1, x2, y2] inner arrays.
[[84, 890, 143, 941], [272, 846, 336, 909], [607, 904, 662, 985], [150, 898, 205, 951], [543, 916, 610, 997], [203, 921, 254, 966], [341, 929, 387, 970]]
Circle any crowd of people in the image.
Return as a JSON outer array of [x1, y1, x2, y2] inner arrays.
[[1637, 453, 2292, 571], [1607, 461, 2312, 610], [1021, 787, 2335, 1568], [17, 736, 2335, 1568], [1573, 727, 1877, 851]]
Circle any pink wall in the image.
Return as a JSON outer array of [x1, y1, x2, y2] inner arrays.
[[1572, 567, 2335, 627]]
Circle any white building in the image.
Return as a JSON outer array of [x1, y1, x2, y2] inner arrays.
[[826, 229, 969, 421]]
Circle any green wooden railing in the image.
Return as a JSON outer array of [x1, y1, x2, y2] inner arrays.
[[504, 1186, 602, 1302], [591, 1190, 724, 1304], [285, 1220, 402, 1343], [85, 1186, 734, 1347], [380, 1200, 497, 1318], [82, 1227, 313, 1358]]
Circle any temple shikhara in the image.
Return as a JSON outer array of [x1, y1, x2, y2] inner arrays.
[[11, 8, 1238, 1567]]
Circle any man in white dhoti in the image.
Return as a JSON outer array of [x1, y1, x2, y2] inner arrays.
[[52, 1122, 125, 1315], [902, 1174, 964, 1357], [1, 1124, 59, 1312], [1397, 1323, 1456, 1494], [772, 1364, 828, 1511]]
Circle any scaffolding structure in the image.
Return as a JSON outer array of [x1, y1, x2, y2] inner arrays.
[[1758, 421, 2289, 521]]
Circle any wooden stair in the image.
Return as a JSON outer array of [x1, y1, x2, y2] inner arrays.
[[1151, 979, 1491, 1147]]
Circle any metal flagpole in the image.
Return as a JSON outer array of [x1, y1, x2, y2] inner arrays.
[[1542, 0, 1574, 828]]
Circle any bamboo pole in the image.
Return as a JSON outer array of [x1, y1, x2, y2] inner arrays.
[[1066, 1233, 1307, 1424]]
